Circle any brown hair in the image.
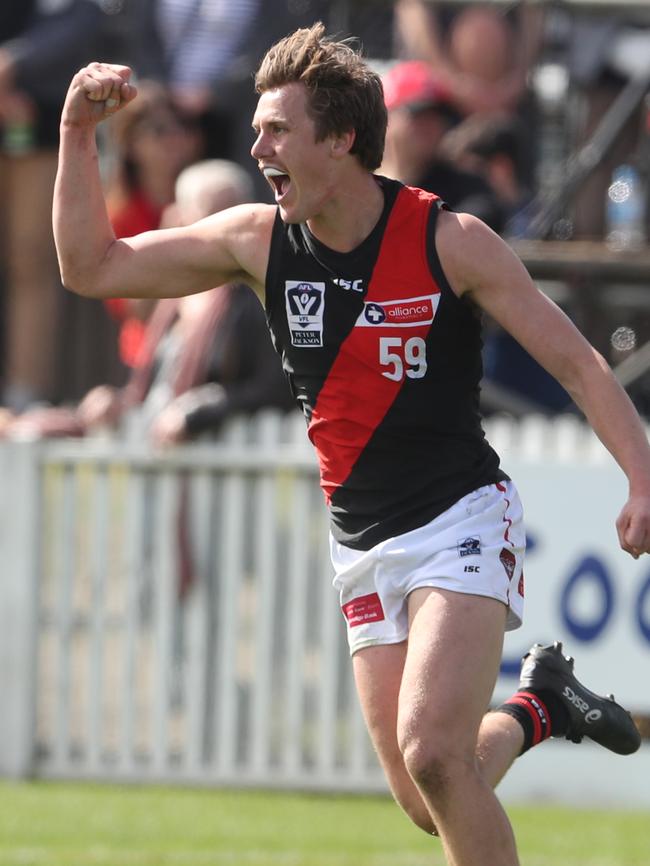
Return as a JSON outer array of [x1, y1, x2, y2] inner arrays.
[[254, 22, 387, 171]]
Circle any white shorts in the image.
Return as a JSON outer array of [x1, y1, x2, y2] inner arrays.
[[331, 481, 525, 655]]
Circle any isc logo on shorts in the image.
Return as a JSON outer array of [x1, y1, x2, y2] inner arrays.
[[285, 281, 325, 347]]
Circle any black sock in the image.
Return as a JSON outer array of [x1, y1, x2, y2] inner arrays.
[[496, 688, 568, 754], [534, 689, 569, 737]]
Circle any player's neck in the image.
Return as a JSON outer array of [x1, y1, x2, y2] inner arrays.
[[306, 172, 384, 253]]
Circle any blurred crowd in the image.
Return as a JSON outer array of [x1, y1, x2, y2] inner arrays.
[[0, 0, 649, 436]]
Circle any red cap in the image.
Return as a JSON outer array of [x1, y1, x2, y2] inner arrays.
[[382, 61, 452, 112]]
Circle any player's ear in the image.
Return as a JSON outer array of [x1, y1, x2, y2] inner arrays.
[[330, 129, 356, 159]]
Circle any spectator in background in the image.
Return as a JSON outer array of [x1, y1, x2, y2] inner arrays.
[[394, 0, 543, 117], [120, 0, 338, 202], [0, 0, 115, 412], [560, 8, 650, 239], [439, 113, 537, 239], [124, 0, 261, 162], [380, 60, 505, 232], [2, 159, 293, 442], [394, 0, 544, 187], [436, 113, 572, 414], [102, 80, 205, 369]]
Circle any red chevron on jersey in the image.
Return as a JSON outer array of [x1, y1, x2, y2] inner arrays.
[[308, 186, 442, 503]]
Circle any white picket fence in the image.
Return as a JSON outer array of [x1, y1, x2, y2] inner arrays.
[[0, 411, 648, 804], [0, 411, 381, 790]]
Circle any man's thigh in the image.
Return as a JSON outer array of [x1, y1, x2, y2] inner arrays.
[[350, 588, 508, 821], [353, 642, 406, 754], [400, 587, 507, 754], [353, 641, 434, 829]]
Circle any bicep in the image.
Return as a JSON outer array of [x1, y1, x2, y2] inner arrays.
[[98, 205, 270, 300], [111, 225, 242, 299]]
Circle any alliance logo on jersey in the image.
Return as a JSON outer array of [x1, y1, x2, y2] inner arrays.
[[355, 293, 440, 328], [285, 281, 325, 347]]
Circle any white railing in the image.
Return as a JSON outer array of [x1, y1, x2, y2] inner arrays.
[[0, 412, 648, 805], [0, 411, 380, 790]]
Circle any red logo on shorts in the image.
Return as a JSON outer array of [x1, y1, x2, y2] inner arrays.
[[518, 571, 525, 597], [499, 547, 516, 581], [342, 592, 385, 627]]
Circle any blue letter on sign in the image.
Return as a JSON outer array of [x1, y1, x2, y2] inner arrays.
[[560, 555, 613, 642], [636, 572, 650, 645]]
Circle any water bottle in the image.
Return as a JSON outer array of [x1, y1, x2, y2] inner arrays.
[[605, 164, 646, 251]]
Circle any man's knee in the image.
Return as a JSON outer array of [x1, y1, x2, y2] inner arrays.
[[400, 734, 450, 793], [398, 723, 473, 805]]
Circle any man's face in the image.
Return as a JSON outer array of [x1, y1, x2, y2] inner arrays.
[[251, 82, 338, 224]]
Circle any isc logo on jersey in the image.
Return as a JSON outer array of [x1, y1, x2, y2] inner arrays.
[[355, 294, 440, 328], [285, 281, 326, 347]]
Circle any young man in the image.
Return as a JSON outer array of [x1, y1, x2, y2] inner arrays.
[[54, 23, 648, 866]]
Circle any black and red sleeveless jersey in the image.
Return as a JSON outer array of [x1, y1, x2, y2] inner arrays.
[[265, 176, 506, 550]]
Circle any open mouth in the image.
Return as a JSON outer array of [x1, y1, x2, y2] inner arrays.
[[263, 167, 291, 201]]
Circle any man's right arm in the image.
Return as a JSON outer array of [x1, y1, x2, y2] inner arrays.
[[54, 63, 271, 301]]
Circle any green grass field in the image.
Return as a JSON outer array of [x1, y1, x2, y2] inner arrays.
[[0, 781, 648, 866]]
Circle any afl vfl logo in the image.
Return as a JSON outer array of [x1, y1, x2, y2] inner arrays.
[[457, 536, 481, 557], [364, 303, 386, 324], [285, 281, 325, 347]]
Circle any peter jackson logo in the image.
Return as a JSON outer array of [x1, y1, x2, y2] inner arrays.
[[285, 281, 325, 347]]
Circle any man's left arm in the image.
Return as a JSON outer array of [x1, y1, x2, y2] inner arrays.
[[436, 211, 650, 559]]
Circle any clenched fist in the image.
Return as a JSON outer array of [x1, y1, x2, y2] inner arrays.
[[61, 62, 137, 128]]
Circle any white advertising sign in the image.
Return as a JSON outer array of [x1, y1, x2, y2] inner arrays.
[[491, 456, 650, 807], [494, 458, 650, 714]]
